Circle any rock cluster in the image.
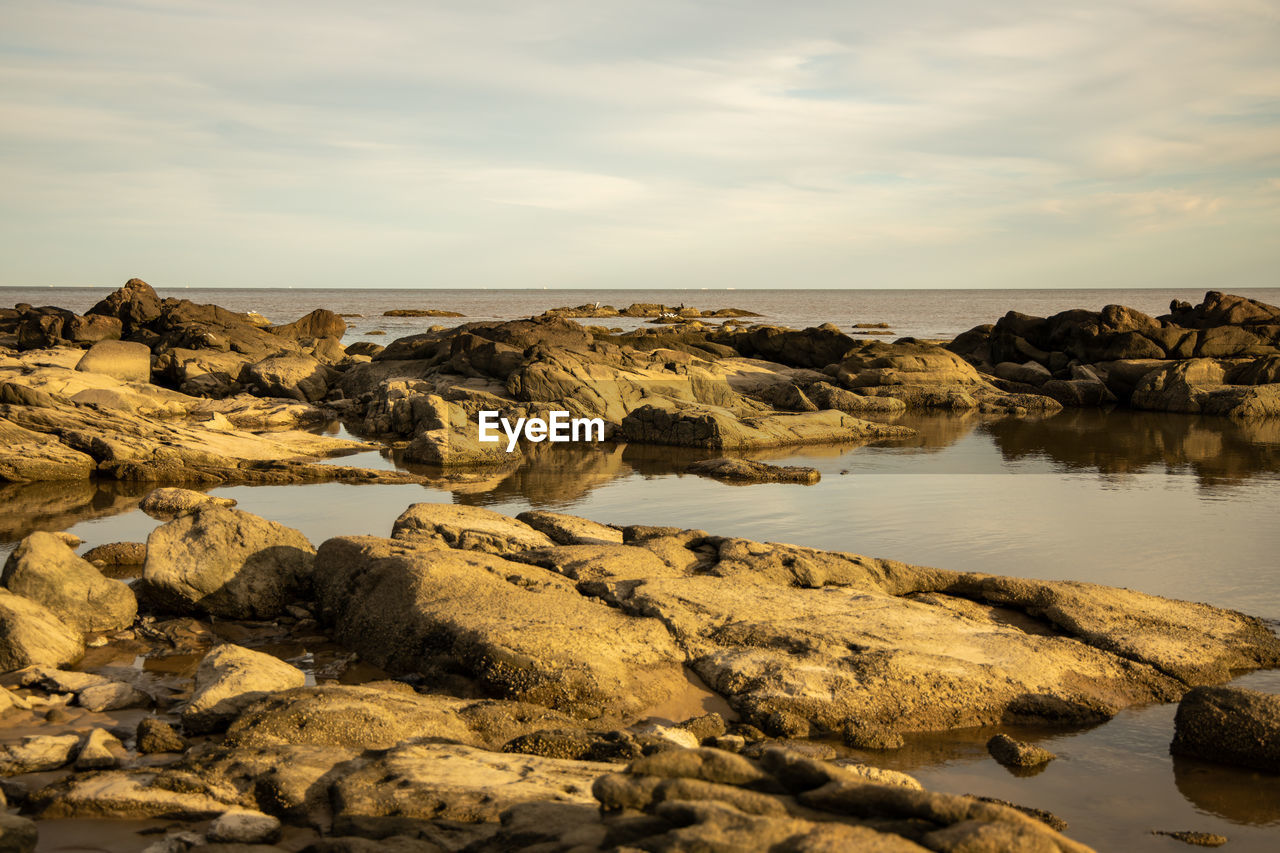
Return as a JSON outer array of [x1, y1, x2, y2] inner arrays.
[[2, 496, 1277, 850], [949, 291, 1280, 418]]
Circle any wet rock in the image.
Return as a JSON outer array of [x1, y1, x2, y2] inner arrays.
[[1150, 829, 1228, 847], [74, 340, 152, 383], [207, 809, 282, 844], [75, 728, 127, 770], [139, 488, 237, 520], [0, 591, 84, 671], [1170, 685, 1280, 772], [0, 734, 79, 775], [685, 457, 820, 484], [987, 733, 1056, 768], [182, 644, 306, 734], [82, 541, 147, 570], [313, 535, 688, 719], [77, 681, 150, 713], [515, 510, 623, 545], [390, 502, 554, 555], [2, 531, 137, 632], [144, 507, 314, 619], [0, 812, 38, 853], [137, 718, 189, 754]]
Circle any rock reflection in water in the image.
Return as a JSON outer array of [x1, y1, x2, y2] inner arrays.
[[983, 409, 1280, 488], [0, 479, 148, 544]]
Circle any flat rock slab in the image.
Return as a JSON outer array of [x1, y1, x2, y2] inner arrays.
[[685, 457, 821, 484], [391, 503, 554, 554]]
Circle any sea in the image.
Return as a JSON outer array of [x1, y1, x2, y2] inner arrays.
[[3, 285, 1280, 851]]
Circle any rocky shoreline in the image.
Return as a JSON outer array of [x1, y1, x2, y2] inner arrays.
[[1, 492, 1276, 852], [1, 280, 1279, 851]]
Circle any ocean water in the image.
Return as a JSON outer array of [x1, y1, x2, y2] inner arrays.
[[3, 286, 1280, 850], [6, 285, 1280, 345]]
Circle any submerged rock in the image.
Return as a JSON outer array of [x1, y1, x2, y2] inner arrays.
[[987, 733, 1056, 768], [1170, 685, 1280, 772], [685, 457, 820, 484]]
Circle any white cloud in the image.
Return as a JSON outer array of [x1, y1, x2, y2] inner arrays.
[[0, 0, 1276, 288]]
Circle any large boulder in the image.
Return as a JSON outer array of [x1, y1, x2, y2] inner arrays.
[[244, 354, 333, 402], [0, 591, 84, 672], [143, 506, 315, 619], [86, 278, 164, 333], [312, 535, 688, 719], [74, 340, 152, 383], [2, 532, 136, 632], [1170, 685, 1280, 772], [182, 644, 306, 734]]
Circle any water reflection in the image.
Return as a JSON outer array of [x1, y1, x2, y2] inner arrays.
[[982, 409, 1280, 489]]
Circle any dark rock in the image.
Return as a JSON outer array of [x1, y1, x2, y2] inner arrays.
[[137, 717, 189, 754], [987, 733, 1056, 768], [1171, 685, 1280, 772]]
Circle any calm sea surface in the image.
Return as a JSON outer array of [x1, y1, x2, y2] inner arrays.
[[2, 286, 1279, 850]]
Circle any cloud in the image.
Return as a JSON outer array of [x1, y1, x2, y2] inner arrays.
[[0, 0, 1276, 288]]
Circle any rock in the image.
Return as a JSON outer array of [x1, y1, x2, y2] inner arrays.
[[139, 487, 237, 519], [805, 380, 907, 415], [77, 681, 150, 713], [82, 541, 147, 569], [206, 810, 282, 844], [75, 728, 127, 770], [312, 535, 688, 720], [1170, 685, 1280, 772], [182, 644, 306, 735], [223, 685, 480, 751], [685, 457, 820, 484], [19, 666, 107, 693], [271, 308, 346, 341], [619, 404, 910, 449], [0, 418, 96, 482], [86, 278, 164, 333], [143, 506, 314, 619], [1150, 830, 1228, 847], [0, 812, 38, 853], [245, 354, 333, 403], [328, 741, 609, 833], [2, 531, 137, 632], [987, 733, 1056, 768], [515, 510, 623, 545], [0, 734, 79, 775], [74, 340, 152, 383], [829, 759, 923, 789], [390, 502, 554, 555], [30, 769, 238, 819], [632, 722, 701, 750], [0, 591, 84, 672], [383, 308, 464, 317], [137, 718, 189, 754]]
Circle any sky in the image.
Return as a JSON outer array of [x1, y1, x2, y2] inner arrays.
[[1, 0, 1277, 290]]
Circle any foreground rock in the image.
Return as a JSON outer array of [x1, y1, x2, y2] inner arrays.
[[2, 531, 137, 632], [182, 644, 306, 734], [313, 535, 688, 720], [1170, 685, 1280, 772], [479, 746, 1093, 852], [144, 506, 315, 618], [686, 457, 820, 484], [0, 591, 84, 671]]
